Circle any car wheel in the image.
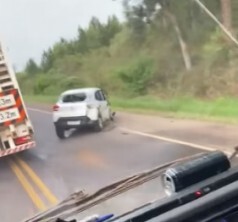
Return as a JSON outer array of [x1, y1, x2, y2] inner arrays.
[[55, 126, 66, 139], [94, 116, 103, 132]]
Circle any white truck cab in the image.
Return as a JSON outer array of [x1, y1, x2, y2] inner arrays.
[[53, 87, 113, 139]]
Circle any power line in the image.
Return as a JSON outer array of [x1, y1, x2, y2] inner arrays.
[[194, 0, 238, 46]]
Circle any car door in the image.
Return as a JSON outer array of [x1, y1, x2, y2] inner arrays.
[[95, 90, 110, 121]]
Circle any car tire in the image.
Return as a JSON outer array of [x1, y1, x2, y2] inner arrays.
[[55, 126, 66, 139], [94, 116, 103, 132]]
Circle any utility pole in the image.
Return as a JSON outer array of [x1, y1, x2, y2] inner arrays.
[[221, 0, 232, 33], [194, 0, 238, 46]]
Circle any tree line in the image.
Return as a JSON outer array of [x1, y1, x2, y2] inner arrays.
[[18, 0, 238, 98]]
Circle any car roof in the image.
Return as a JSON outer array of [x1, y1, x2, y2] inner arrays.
[[61, 87, 100, 96]]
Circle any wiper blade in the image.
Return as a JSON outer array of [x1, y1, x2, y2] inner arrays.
[[23, 152, 206, 222]]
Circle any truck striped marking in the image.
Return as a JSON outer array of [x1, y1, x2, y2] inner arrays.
[[0, 141, 36, 157], [0, 88, 27, 127]]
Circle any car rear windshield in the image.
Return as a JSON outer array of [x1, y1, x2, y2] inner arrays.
[[61, 93, 87, 103]]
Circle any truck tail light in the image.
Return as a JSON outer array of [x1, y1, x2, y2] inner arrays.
[[53, 104, 59, 111], [14, 136, 31, 145]]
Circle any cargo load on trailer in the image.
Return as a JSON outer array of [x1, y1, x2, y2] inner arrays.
[[0, 41, 35, 157]]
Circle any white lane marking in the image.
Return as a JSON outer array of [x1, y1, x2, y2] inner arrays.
[[28, 107, 51, 115], [119, 127, 232, 156], [28, 107, 233, 156]]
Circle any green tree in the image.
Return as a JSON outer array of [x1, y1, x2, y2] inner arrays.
[[103, 16, 122, 46], [123, 0, 147, 42], [41, 48, 54, 72], [25, 58, 39, 75], [75, 28, 89, 53]]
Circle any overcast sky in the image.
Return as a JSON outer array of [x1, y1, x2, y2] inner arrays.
[[0, 0, 124, 71]]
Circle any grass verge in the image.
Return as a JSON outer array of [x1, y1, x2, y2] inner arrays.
[[24, 95, 238, 124]]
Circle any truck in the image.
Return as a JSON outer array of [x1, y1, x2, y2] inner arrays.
[[0, 40, 35, 157]]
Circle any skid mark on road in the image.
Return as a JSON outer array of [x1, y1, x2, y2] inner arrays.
[[77, 149, 108, 169]]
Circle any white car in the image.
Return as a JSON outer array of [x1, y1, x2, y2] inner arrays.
[[53, 87, 114, 139]]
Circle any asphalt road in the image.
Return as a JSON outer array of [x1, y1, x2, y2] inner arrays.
[[0, 108, 229, 222]]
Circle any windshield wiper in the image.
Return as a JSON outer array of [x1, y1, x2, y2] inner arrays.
[[23, 152, 207, 222]]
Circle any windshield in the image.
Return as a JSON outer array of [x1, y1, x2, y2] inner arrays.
[[1, 0, 238, 221]]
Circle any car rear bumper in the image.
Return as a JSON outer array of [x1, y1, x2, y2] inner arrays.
[[54, 116, 96, 128]]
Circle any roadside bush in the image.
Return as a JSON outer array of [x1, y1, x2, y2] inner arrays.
[[117, 57, 155, 95], [33, 74, 85, 95], [33, 75, 57, 95], [17, 73, 35, 94], [59, 76, 84, 90]]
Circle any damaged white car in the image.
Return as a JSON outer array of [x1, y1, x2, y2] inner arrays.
[[53, 87, 115, 139]]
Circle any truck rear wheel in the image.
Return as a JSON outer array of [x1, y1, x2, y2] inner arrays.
[[55, 126, 66, 139]]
